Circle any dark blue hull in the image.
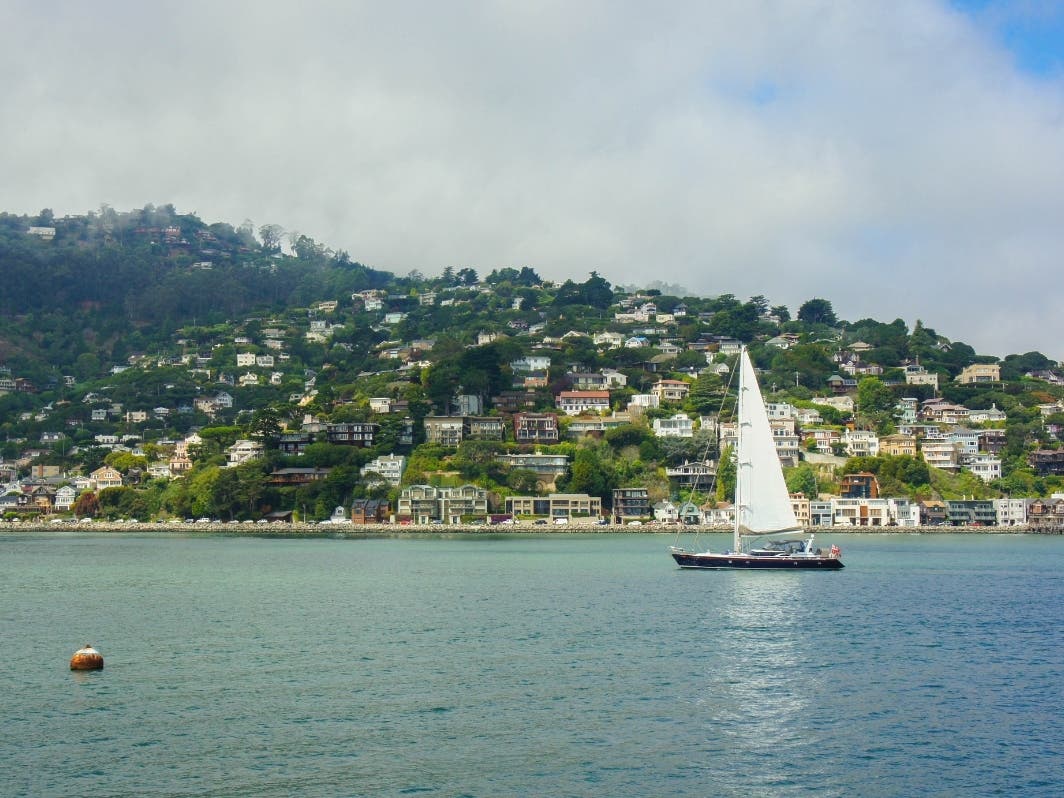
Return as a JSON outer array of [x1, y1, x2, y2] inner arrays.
[[671, 549, 844, 570]]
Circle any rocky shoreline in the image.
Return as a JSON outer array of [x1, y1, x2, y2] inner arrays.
[[1, 520, 1056, 535]]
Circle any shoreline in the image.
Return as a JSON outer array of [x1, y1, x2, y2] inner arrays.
[[1, 521, 1057, 535]]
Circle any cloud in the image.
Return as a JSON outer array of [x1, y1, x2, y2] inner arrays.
[[2, 1, 1063, 357]]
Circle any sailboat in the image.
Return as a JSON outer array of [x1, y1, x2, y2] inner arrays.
[[670, 347, 844, 570]]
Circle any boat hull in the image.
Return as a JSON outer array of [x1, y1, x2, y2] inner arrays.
[[671, 549, 844, 570]]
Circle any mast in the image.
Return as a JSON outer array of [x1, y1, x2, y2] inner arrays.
[[733, 347, 747, 554]]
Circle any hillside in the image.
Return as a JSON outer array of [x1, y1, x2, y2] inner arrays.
[[1, 204, 1063, 523]]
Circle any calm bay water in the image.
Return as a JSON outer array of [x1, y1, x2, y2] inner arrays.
[[2, 531, 1062, 797]]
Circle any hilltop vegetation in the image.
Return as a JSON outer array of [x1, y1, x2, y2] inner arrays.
[[1, 204, 1062, 521]]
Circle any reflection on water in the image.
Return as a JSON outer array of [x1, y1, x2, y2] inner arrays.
[[695, 572, 834, 794]]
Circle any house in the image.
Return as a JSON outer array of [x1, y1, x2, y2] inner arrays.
[[1026, 498, 1064, 531], [325, 422, 379, 447], [566, 412, 632, 437], [1028, 450, 1064, 476], [665, 460, 716, 490], [226, 439, 265, 466], [652, 413, 695, 438], [612, 488, 651, 522], [90, 466, 123, 490], [361, 454, 406, 487], [266, 467, 331, 486], [879, 434, 917, 457], [569, 372, 608, 391], [424, 416, 467, 446], [369, 397, 394, 414], [513, 413, 560, 445], [351, 499, 390, 524], [843, 429, 879, 458], [493, 391, 537, 414], [496, 452, 570, 482], [945, 499, 998, 526], [922, 440, 960, 471], [918, 500, 948, 525], [995, 498, 1028, 527], [467, 417, 505, 440], [511, 355, 551, 372], [839, 472, 880, 498], [963, 454, 1002, 483], [505, 493, 602, 519], [651, 379, 690, 403], [653, 500, 679, 523], [54, 485, 77, 511], [593, 331, 625, 349], [27, 225, 56, 240], [396, 484, 488, 524], [556, 391, 610, 416], [627, 394, 660, 412], [957, 363, 1001, 384], [968, 404, 1007, 424]]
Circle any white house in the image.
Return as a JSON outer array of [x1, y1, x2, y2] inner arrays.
[[653, 413, 695, 438]]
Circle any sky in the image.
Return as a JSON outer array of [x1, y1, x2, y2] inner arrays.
[[3, 1, 1063, 358]]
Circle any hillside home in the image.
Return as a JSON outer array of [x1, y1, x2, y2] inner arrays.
[[1028, 450, 1064, 476], [879, 434, 917, 457], [925, 401, 970, 425], [361, 454, 406, 487], [90, 466, 124, 490], [513, 413, 560, 445], [652, 413, 694, 438], [665, 460, 716, 489], [266, 467, 331, 486], [811, 395, 855, 414], [651, 379, 690, 403], [963, 454, 1002, 483], [843, 429, 879, 458], [804, 427, 841, 454], [567, 412, 632, 437], [922, 439, 960, 471], [593, 331, 624, 349], [839, 472, 880, 498], [326, 422, 379, 447], [226, 439, 264, 466], [492, 391, 537, 414], [968, 404, 1007, 424], [511, 355, 551, 372], [496, 452, 569, 481], [556, 391, 610, 416], [957, 363, 1001, 384]]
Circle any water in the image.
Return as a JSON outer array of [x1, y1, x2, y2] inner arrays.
[[2, 532, 1062, 797]]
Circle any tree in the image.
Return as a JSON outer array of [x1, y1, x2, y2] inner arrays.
[[73, 491, 100, 518], [258, 224, 285, 253], [797, 298, 837, 326], [785, 464, 818, 497]]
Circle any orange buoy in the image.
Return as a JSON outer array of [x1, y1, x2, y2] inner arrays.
[[70, 644, 104, 671]]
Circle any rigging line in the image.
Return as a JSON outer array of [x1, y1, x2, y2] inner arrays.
[[676, 352, 740, 549]]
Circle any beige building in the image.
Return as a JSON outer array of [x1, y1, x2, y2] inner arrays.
[[879, 434, 917, 457], [957, 363, 1001, 384]]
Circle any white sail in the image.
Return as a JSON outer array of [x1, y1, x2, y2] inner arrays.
[[734, 348, 802, 549]]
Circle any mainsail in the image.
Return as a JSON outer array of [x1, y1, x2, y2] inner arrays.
[[734, 348, 802, 549]]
